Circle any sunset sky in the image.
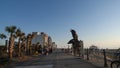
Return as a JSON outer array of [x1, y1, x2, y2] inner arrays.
[[0, 0, 120, 49]]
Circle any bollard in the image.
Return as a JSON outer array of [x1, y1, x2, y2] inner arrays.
[[87, 48, 89, 60], [103, 49, 107, 67]]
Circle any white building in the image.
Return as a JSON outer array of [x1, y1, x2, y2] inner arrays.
[[32, 32, 49, 48]]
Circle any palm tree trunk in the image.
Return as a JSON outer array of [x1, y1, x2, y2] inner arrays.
[[26, 39, 30, 55], [29, 41, 32, 55], [9, 35, 14, 59], [18, 38, 21, 57], [24, 42, 27, 56]]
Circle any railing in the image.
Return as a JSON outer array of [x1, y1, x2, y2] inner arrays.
[[84, 49, 118, 68]]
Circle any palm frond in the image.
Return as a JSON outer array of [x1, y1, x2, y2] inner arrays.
[[5, 26, 11, 33], [16, 28, 22, 37], [0, 33, 7, 39], [5, 25, 17, 34]]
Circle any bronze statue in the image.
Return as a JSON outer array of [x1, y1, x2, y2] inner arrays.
[[68, 29, 81, 56], [70, 29, 78, 40]]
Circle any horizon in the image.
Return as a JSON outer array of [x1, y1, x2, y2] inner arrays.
[[0, 0, 120, 49]]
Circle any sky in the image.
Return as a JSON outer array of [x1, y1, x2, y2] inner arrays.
[[0, 0, 120, 49]]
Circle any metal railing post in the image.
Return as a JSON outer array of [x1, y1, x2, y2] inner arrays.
[[87, 48, 89, 60], [103, 49, 107, 67]]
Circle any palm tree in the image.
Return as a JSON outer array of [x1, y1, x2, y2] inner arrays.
[[26, 34, 31, 55], [16, 28, 25, 57], [0, 33, 7, 56], [5, 26, 17, 59], [26, 33, 35, 55], [18, 33, 26, 56], [30, 34, 35, 55], [20, 33, 26, 56]]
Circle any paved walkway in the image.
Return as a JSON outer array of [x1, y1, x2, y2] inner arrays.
[[8, 50, 103, 68], [54, 52, 102, 68]]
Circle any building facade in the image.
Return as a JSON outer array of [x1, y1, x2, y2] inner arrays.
[[32, 32, 50, 48]]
